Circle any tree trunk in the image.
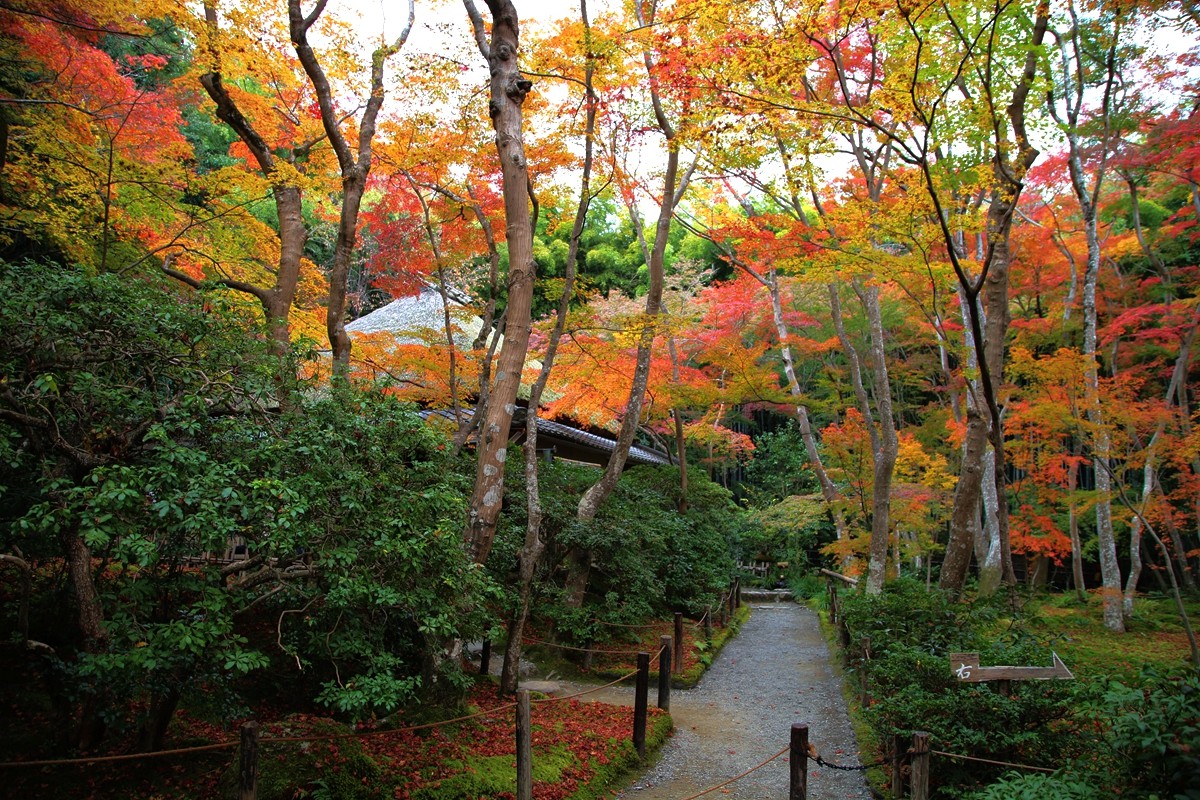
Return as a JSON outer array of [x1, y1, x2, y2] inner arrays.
[[137, 686, 181, 752], [499, 0, 597, 689], [939, 3, 1048, 595], [1047, 3, 1124, 631], [197, 4, 308, 363], [265, 185, 307, 357], [978, 451, 1003, 596], [576, 0, 680, 527], [1068, 453, 1087, 602], [326, 173, 363, 373], [61, 527, 110, 750], [942, 404, 987, 593], [289, 0, 414, 374], [62, 528, 106, 647], [766, 271, 848, 545], [462, 0, 537, 566], [856, 282, 899, 594]]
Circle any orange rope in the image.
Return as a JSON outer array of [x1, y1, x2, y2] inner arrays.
[[529, 669, 641, 703], [931, 750, 1056, 773], [522, 637, 648, 656], [675, 744, 790, 799], [594, 619, 661, 630], [0, 702, 522, 768], [0, 741, 239, 768]]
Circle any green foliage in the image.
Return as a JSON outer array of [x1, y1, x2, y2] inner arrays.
[[743, 494, 830, 572], [966, 666, 1200, 799], [240, 388, 488, 716], [233, 717, 385, 800], [0, 262, 492, 751], [840, 580, 1078, 796], [840, 577, 999, 652], [740, 423, 818, 506], [1074, 666, 1200, 799], [965, 771, 1099, 800], [413, 744, 575, 799], [497, 462, 735, 629]]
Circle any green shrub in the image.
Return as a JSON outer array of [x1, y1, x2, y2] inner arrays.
[[1072, 665, 1200, 799], [965, 771, 1098, 800], [494, 461, 735, 633], [841, 580, 1078, 795]]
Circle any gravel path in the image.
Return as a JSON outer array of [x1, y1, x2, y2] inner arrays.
[[595, 602, 873, 799]]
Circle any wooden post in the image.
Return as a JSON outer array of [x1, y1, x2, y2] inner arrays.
[[633, 651, 649, 758], [673, 612, 684, 674], [703, 608, 713, 640], [828, 581, 838, 625], [728, 582, 736, 616], [911, 731, 930, 800], [789, 723, 808, 800], [657, 636, 671, 710], [582, 637, 594, 671], [516, 690, 532, 800], [890, 733, 904, 797], [479, 639, 491, 675], [734, 577, 742, 608], [239, 721, 259, 800]]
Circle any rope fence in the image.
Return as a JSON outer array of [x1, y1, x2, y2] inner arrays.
[[593, 619, 661, 630], [529, 668, 641, 703], [520, 636, 650, 657], [0, 666, 652, 770], [931, 749, 1056, 774], [677, 743, 790, 800], [2, 583, 751, 797], [813, 750, 889, 772]]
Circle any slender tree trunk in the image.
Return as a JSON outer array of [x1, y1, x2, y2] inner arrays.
[[1123, 441, 1154, 618], [855, 282, 899, 594], [62, 526, 110, 750], [574, 145, 674, 521], [939, 3, 1048, 595], [265, 186, 307, 356], [979, 451, 1003, 595], [766, 270, 848, 544], [1079, 179, 1123, 630], [980, 215, 1017, 589], [944, 403, 988, 592], [1047, 3, 1124, 630], [462, 0, 537, 565], [137, 687, 181, 752], [944, 289, 989, 592], [575, 0, 680, 528], [62, 529, 106, 647], [289, 0, 414, 373], [499, 0, 597, 691], [1068, 453, 1087, 602], [196, 3, 313, 364], [666, 329, 690, 512]]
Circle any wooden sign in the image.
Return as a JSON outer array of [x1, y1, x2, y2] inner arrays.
[[949, 652, 1074, 683]]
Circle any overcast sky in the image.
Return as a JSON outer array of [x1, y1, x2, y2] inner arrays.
[[336, 0, 622, 50]]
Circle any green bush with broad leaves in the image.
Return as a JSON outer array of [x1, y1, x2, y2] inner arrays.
[[839, 579, 1079, 796], [843, 580, 1200, 799], [964, 666, 1200, 799], [0, 261, 492, 753], [493, 461, 736, 642]]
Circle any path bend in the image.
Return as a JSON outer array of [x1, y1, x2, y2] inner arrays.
[[599, 602, 873, 799]]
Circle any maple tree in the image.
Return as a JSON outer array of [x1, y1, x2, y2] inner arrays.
[[6, 1, 1200, 790]]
